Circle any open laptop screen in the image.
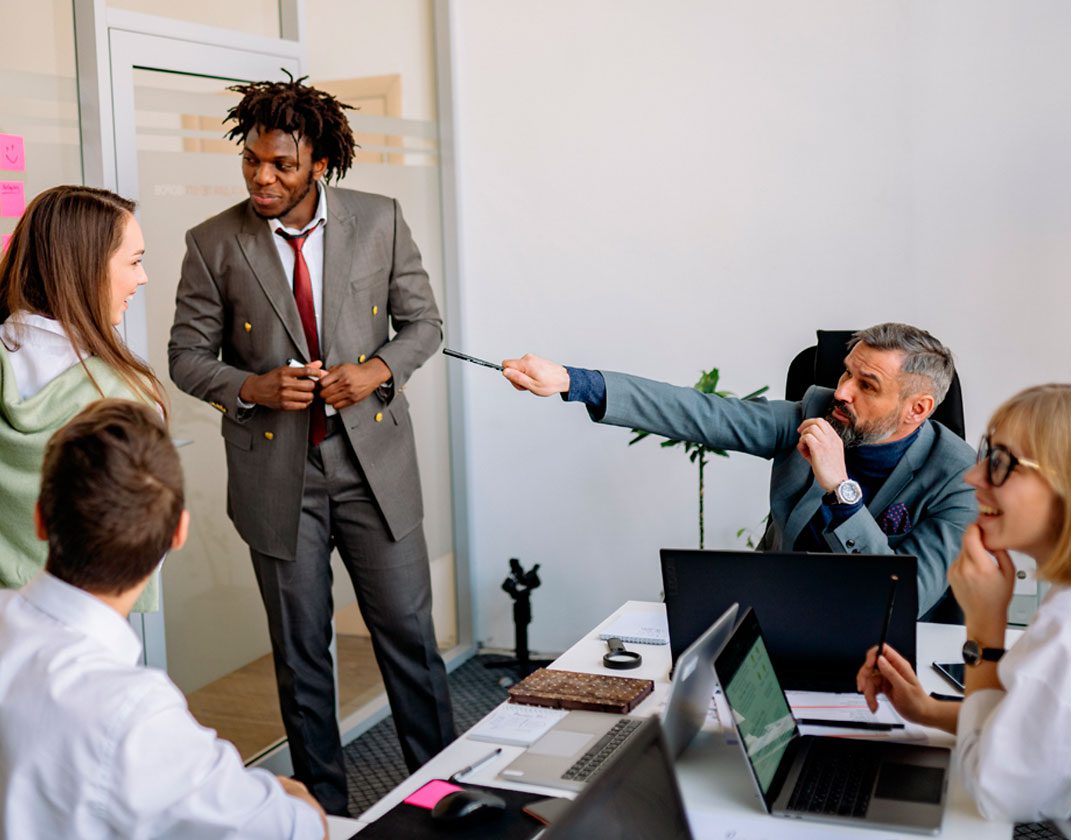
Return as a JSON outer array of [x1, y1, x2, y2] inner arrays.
[[720, 612, 798, 795]]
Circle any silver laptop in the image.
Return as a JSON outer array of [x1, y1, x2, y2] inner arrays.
[[715, 608, 950, 835], [541, 717, 693, 840], [498, 603, 738, 792]]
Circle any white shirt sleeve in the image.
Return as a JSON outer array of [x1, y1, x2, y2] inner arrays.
[[956, 617, 1071, 824], [105, 673, 323, 840]]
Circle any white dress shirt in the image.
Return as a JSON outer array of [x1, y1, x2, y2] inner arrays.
[[0, 573, 324, 840], [256, 183, 344, 418], [267, 182, 328, 347], [957, 584, 1071, 835], [0, 312, 84, 400]]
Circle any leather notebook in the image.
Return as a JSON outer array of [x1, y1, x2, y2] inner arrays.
[[507, 668, 654, 714]]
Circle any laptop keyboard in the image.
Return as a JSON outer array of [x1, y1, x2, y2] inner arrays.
[[562, 718, 642, 782], [787, 740, 880, 818]]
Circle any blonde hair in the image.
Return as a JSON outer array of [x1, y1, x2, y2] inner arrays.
[[987, 384, 1071, 583]]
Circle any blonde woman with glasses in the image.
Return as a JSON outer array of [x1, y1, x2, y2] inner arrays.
[[858, 384, 1071, 833]]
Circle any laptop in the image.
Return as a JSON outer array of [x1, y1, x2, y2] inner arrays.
[[499, 603, 738, 792], [541, 717, 694, 840], [661, 549, 917, 691], [714, 607, 949, 835]]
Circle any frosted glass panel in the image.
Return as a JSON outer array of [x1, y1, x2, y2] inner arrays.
[[134, 70, 255, 690], [109, 0, 282, 38]]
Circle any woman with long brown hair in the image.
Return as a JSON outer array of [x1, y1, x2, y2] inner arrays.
[[0, 185, 167, 608]]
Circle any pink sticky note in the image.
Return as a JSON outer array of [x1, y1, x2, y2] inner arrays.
[[1, 234, 10, 253], [402, 779, 463, 809], [0, 181, 24, 217], [0, 135, 25, 171]]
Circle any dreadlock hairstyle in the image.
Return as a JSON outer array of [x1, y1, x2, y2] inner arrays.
[[224, 71, 357, 183]]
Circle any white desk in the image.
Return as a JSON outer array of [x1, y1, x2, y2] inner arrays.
[[343, 601, 1018, 839]]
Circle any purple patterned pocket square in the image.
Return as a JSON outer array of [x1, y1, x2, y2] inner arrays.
[[879, 502, 912, 536]]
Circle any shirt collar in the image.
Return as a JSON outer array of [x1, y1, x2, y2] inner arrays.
[[20, 571, 142, 666], [267, 181, 328, 238]]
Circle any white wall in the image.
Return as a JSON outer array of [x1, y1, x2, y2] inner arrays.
[[446, 1, 1071, 652]]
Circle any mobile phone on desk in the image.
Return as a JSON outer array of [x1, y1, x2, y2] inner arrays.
[[931, 661, 966, 693]]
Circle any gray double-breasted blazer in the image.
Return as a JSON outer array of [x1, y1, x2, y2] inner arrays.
[[168, 187, 442, 561], [597, 372, 977, 614]]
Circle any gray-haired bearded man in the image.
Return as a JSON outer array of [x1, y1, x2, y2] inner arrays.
[[503, 323, 976, 616]]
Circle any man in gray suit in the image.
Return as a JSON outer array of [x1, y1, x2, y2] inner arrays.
[[168, 77, 453, 815], [503, 323, 976, 616]]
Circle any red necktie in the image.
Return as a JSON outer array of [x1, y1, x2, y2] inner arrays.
[[276, 226, 326, 446]]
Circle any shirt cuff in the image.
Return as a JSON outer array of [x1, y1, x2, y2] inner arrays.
[[562, 366, 606, 409], [958, 686, 1005, 739], [825, 498, 864, 528], [236, 395, 256, 410]]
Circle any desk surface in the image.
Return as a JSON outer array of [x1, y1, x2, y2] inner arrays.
[[342, 601, 1018, 839]]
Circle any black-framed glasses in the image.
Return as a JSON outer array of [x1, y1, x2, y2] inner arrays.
[[976, 435, 1043, 487]]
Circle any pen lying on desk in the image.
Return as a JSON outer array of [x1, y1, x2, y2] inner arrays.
[[796, 718, 905, 731]]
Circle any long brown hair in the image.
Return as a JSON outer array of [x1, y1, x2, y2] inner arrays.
[[0, 185, 166, 416]]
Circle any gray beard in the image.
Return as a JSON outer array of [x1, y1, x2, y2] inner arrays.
[[827, 409, 898, 448]]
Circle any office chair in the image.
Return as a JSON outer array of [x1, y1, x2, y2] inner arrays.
[[785, 329, 966, 624], [785, 330, 966, 439]]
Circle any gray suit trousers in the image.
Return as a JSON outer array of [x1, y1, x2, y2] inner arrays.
[[250, 429, 455, 815]]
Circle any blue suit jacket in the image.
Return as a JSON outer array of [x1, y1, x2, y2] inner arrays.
[[598, 372, 977, 615]]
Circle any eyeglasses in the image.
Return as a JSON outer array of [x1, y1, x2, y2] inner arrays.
[[976, 435, 1044, 487]]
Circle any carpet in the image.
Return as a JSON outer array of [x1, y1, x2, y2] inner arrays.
[[344, 653, 517, 817]]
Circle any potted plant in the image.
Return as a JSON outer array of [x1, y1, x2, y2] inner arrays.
[[628, 368, 768, 548]]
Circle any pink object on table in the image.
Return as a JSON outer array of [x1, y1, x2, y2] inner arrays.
[[0, 135, 25, 171], [0, 181, 24, 217], [402, 779, 463, 810]]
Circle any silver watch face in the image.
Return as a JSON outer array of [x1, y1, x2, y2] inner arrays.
[[837, 480, 863, 505]]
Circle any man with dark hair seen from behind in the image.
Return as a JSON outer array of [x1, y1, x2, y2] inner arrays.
[[0, 400, 327, 839], [503, 323, 977, 617], [168, 74, 453, 815]]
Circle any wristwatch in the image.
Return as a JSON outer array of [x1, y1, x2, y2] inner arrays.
[[961, 639, 1006, 666], [823, 479, 863, 506]]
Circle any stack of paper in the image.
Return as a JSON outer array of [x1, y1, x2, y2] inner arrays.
[[466, 704, 568, 747], [787, 691, 926, 741]]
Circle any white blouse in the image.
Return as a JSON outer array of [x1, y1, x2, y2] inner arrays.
[[957, 584, 1071, 835]]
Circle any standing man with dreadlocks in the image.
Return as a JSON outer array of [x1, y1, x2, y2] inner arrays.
[[168, 75, 454, 816]]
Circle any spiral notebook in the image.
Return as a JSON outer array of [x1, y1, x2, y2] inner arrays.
[[596, 611, 669, 645]]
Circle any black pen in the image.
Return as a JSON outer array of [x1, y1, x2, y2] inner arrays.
[[443, 348, 504, 371], [873, 574, 899, 669], [797, 718, 905, 731], [448, 747, 503, 782]]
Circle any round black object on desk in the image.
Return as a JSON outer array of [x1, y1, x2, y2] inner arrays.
[[603, 637, 643, 670]]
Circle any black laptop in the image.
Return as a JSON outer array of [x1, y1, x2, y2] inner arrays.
[[714, 608, 949, 834], [661, 549, 917, 692], [541, 717, 693, 840]]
